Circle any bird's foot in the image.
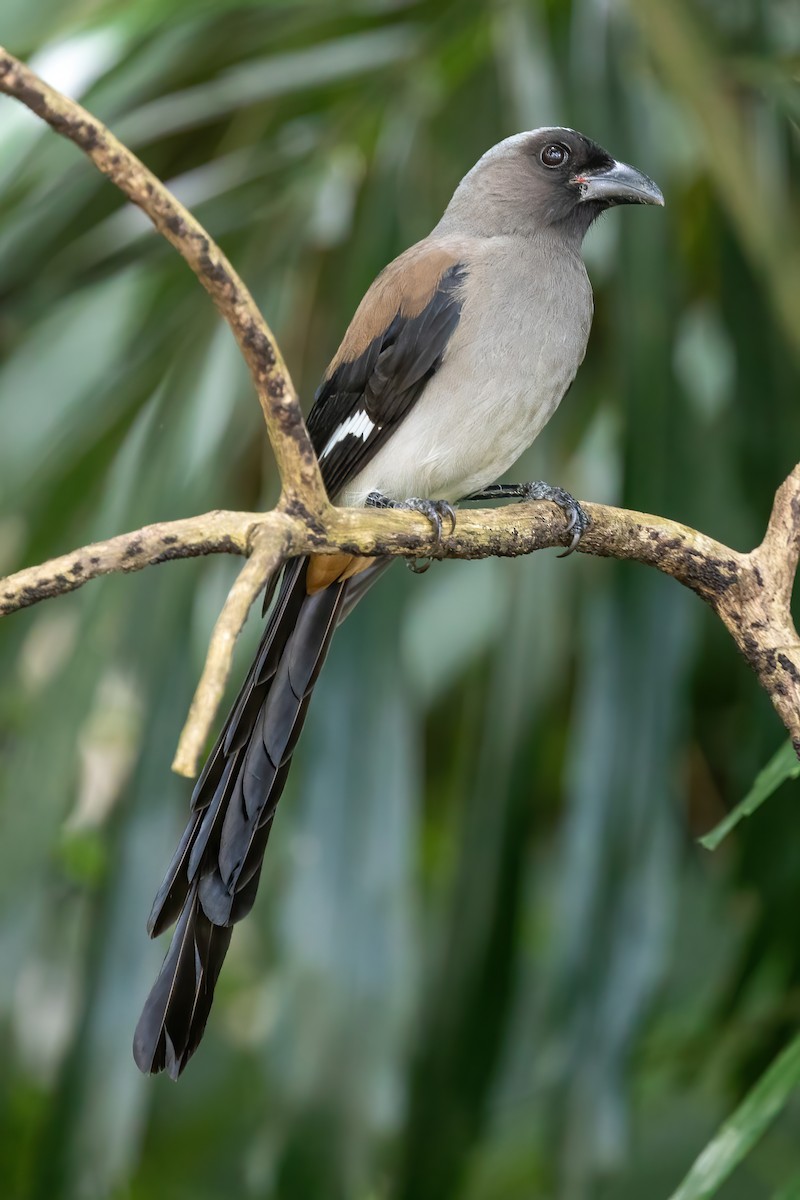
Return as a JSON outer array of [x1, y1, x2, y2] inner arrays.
[[365, 492, 457, 542], [465, 481, 589, 557], [365, 492, 456, 574]]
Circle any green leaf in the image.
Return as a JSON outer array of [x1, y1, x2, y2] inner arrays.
[[668, 1032, 800, 1200], [700, 741, 800, 850]]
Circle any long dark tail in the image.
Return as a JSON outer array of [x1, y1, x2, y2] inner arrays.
[[133, 558, 352, 1078]]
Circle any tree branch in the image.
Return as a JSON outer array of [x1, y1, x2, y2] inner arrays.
[[0, 495, 747, 618], [0, 511, 289, 616], [1, 47, 798, 772], [719, 466, 800, 755], [3, 486, 799, 758], [171, 527, 291, 778], [0, 45, 327, 513]]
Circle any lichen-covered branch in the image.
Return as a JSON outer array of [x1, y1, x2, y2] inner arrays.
[[0, 45, 327, 512], [0, 511, 291, 616], [2, 480, 799, 756], [717, 465, 800, 754], [0, 497, 741, 618]]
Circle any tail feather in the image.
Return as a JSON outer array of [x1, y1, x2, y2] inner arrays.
[[241, 733, 282, 821], [133, 883, 233, 1079], [134, 559, 351, 1076], [212, 590, 342, 911], [223, 560, 308, 757], [198, 799, 277, 926], [148, 755, 237, 938], [228, 851, 268, 923], [186, 756, 238, 879], [145, 810, 203, 937]]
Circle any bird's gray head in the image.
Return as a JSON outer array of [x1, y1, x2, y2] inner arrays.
[[437, 127, 664, 242]]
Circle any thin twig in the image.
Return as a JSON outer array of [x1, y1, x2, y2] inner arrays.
[[172, 529, 290, 777]]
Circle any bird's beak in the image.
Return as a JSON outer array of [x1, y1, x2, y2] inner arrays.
[[574, 160, 664, 207]]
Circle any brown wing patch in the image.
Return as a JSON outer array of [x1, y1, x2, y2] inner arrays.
[[327, 240, 465, 373], [306, 554, 375, 594], [307, 260, 467, 499]]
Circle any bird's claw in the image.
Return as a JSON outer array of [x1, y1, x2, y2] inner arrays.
[[520, 482, 589, 557], [403, 497, 457, 542], [365, 492, 457, 543]]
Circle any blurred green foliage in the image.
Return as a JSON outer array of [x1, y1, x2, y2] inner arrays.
[[1, 1, 799, 1197]]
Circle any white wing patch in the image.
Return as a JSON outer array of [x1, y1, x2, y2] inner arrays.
[[320, 409, 375, 459]]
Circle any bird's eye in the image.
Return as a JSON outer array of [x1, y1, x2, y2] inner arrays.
[[540, 143, 569, 168]]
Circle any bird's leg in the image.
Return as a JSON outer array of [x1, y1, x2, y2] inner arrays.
[[465, 481, 589, 557]]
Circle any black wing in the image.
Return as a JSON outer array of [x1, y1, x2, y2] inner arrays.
[[307, 263, 466, 500]]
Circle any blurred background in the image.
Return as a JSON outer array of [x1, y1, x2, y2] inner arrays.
[[1, 1, 799, 1197]]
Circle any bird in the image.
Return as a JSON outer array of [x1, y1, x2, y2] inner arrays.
[[133, 127, 664, 1078]]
